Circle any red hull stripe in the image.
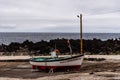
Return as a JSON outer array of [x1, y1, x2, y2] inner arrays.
[[32, 65, 81, 70]]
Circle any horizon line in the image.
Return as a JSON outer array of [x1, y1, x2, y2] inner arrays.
[[0, 32, 120, 34]]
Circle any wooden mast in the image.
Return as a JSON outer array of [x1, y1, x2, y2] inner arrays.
[[77, 14, 83, 54], [80, 14, 83, 54]]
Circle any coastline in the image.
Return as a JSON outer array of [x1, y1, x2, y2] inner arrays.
[[0, 38, 120, 55]]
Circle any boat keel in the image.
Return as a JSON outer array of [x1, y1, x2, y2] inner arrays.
[[32, 65, 81, 72]]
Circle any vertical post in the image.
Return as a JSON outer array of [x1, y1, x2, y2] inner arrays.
[[80, 14, 83, 54], [69, 41, 72, 57], [67, 39, 72, 56]]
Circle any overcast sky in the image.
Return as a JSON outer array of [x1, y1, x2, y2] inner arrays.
[[0, 0, 120, 33]]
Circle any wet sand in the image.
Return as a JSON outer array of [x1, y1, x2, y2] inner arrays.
[[0, 55, 120, 80]]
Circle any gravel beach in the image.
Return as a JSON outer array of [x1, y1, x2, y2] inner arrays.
[[0, 55, 120, 80]]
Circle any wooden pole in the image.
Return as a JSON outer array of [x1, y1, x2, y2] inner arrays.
[[80, 14, 83, 54]]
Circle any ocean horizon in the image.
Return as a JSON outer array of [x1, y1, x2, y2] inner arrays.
[[0, 32, 120, 45]]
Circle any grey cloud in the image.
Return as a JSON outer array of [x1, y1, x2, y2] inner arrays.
[[0, 0, 120, 32], [0, 25, 15, 29], [41, 25, 79, 33]]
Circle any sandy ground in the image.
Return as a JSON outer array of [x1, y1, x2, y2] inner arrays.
[[0, 55, 120, 60], [0, 55, 120, 80]]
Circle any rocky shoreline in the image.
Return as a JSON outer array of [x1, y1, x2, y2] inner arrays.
[[0, 38, 120, 55]]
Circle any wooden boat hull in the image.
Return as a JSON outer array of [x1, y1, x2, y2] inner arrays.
[[30, 55, 84, 71]]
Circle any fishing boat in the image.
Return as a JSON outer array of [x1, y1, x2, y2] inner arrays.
[[30, 14, 84, 72], [30, 54, 84, 72]]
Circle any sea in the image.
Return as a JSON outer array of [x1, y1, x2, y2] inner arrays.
[[0, 32, 120, 45]]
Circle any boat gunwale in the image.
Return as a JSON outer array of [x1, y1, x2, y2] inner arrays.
[[30, 54, 84, 62]]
